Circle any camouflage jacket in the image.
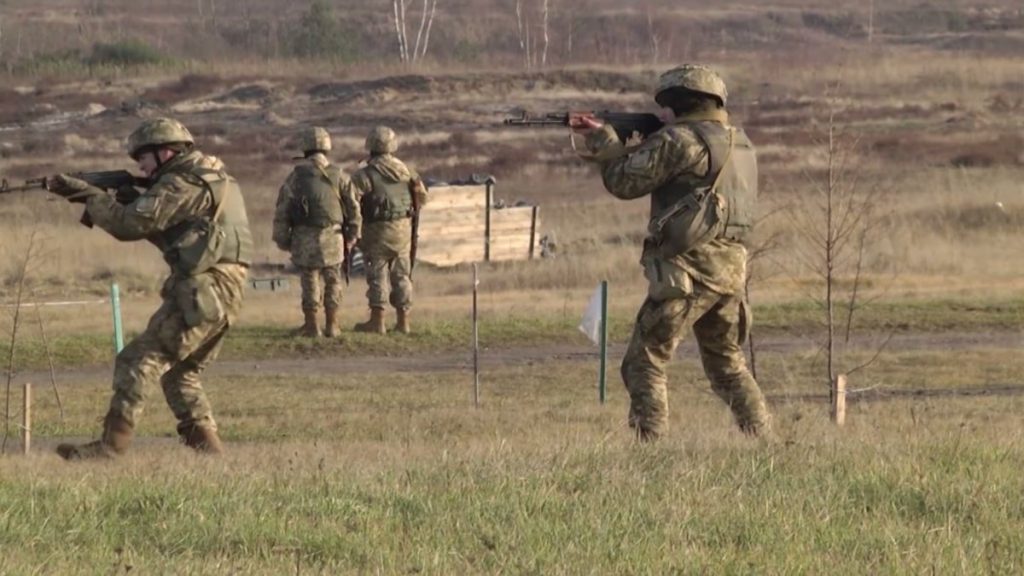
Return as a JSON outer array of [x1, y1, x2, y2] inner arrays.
[[585, 109, 748, 296], [351, 154, 427, 216], [85, 150, 250, 280], [272, 153, 361, 268]]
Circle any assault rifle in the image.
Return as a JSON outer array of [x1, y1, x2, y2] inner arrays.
[[503, 111, 665, 142], [1, 170, 149, 227], [1, 170, 149, 202], [408, 179, 425, 279], [342, 241, 352, 286]]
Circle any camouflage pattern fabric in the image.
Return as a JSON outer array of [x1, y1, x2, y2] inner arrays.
[[586, 109, 746, 294], [83, 150, 249, 434], [272, 153, 360, 268], [622, 281, 770, 438], [126, 117, 194, 158], [654, 64, 728, 107], [352, 153, 424, 310], [299, 265, 343, 312], [365, 126, 398, 154], [360, 219, 413, 309], [586, 108, 771, 438]]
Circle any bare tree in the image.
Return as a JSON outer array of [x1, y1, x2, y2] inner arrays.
[[786, 99, 892, 398], [541, 0, 550, 67], [867, 0, 875, 44], [394, 0, 439, 65], [646, 5, 660, 65], [394, 0, 409, 63], [515, 0, 530, 68], [743, 210, 785, 381], [2, 232, 37, 453]]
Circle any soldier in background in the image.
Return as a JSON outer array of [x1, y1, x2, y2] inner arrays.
[[272, 127, 361, 337], [351, 126, 427, 335], [48, 117, 252, 459], [571, 65, 772, 441]]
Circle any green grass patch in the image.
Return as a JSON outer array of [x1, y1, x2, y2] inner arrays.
[[2, 295, 1021, 371], [5, 357, 1024, 573]]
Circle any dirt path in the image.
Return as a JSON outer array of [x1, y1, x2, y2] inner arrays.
[[18, 329, 1022, 385]]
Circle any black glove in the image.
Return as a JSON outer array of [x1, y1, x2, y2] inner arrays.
[[47, 174, 103, 204]]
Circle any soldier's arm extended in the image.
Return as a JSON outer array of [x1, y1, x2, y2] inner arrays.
[[271, 174, 295, 251], [408, 167, 428, 208], [84, 174, 212, 241], [338, 173, 361, 242], [585, 124, 708, 200]]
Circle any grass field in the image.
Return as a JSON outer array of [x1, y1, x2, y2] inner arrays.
[[4, 352, 1024, 574], [2, 0, 1024, 573]]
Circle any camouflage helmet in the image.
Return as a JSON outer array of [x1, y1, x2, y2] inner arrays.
[[365, 126, 398, 154], [654, 64, 728, 107], [126, 117, 194, 159], [299, 126, 332, 153]]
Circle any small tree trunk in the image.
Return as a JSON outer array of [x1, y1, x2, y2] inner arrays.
[[867, 0, 875, 44], [541, 0, 549, 67]]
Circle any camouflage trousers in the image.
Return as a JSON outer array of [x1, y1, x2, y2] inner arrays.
[[106, 264, 247, 435], [621, 281, 771, 439], [361, 220, 413, 310], [299, 265, 343, 312]]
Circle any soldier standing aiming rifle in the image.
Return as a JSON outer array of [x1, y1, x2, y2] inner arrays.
[[351, 126, 428, 335], [273, 127, 361, 338], [570, 65, 772, 441], [48, 117, 253, 460]]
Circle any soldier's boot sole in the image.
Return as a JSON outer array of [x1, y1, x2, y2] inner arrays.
[[57, 441, 116, 460], [57, 411, 133, 461], [180, 424, 225, 455]]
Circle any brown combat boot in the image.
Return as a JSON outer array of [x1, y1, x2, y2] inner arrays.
[[57, 411, 134, 460], [353, 307, 386, 334], [179, 424, 225, 455], [395, 308, 411, 335], [324, 306, 340, 338], [299, 309, 322, 338]]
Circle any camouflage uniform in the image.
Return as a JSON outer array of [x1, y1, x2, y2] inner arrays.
[[585, 65, 771, 440], [351, 127, 427, 334], [53, 118, 252, 459], [272, 127, 361, 337]]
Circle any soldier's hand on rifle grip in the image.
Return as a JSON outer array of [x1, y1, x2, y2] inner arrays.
[[115, 184, 141, 205], [568, 113, 603, 134]]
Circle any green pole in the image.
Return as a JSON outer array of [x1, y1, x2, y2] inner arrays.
[[110, 282, 124, 354], [599, 280, 608, 404]]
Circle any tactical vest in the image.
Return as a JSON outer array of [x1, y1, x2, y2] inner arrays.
[[647, 121, 757, 256], [288, 163, 344, 228], [361, 166, 412, 223], [163, 167, 254, 276]]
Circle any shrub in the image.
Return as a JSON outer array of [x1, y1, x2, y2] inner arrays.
[[283, 0, 361, 61], [87, 39, 168, 67]]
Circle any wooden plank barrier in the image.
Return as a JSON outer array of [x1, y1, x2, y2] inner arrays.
[[417, 183, 541, 267]]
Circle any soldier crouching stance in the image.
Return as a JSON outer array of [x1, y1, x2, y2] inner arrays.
[[351, 126, 428, 335], [272, 127, 361, 337], [48, 118, 253, 459], [572, 65, 771, 440]]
